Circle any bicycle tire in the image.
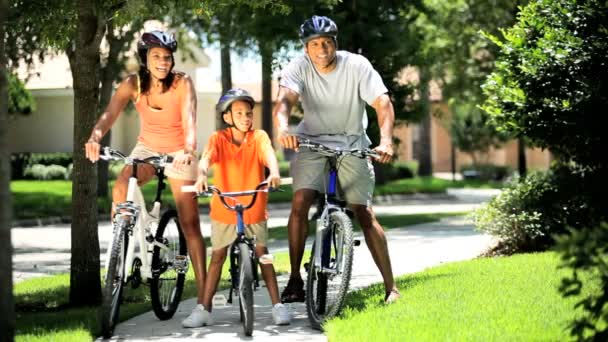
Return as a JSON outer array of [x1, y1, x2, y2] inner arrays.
[[306, 210, 354, 330], [237, 242, 254, 336], [150, 209, 187, 320], [100, 220, 128, 338]]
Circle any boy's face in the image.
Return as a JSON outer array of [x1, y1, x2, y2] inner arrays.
[[224, 100, 254, 131]]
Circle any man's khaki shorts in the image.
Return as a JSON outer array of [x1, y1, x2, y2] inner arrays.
[[291, 148, 375, 206], [129, 142, 197, 181], [210, 220, 268, 250]]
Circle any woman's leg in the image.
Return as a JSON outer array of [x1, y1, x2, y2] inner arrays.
[[168, 178, 206, 304], [111, 165, 155, 216], [202, 246, 229, 311], [255, 245, 280, 305]]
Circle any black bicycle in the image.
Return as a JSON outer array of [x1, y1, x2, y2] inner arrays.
[[188, 180, 280, 336], [298, 139, 379, 330], [99, 147, 188, 338]]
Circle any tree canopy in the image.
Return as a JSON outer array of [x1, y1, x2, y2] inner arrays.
[[482, 0, 607, 170]]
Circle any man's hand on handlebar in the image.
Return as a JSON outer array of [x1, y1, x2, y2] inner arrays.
[[277, 129, 299, 151], [372, 140, 394, 164]]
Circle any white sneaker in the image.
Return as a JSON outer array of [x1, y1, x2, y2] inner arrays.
[[182, 304, 214, 328], [272, 303, 291, 325]]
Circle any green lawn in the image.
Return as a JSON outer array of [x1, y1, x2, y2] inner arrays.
[[14, 250, 300, 341], [10, 176, 498, 220], [324, 252, 600, 341]]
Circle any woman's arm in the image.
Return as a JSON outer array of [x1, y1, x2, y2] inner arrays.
[[85, 76, 136, 162], [180, 74, 197, 155]]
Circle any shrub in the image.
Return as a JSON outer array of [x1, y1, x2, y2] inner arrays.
[[556, 222, 608, 341], [374, 161, 416, 185], [29, 152, 73, 167], [23, 164, 68, 180], [10, 152, 31, 179], [471, 163, 604, 254], [460, 163, 511, 181]]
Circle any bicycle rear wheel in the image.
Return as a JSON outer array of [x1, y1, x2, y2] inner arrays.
[[237, 243, 254, 336], [150, 209, 187, 320], [100, 220, 128, 338], [306, 210, 354, 330]]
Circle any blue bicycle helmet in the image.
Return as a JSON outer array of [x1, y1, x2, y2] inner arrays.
[[299, 15, 338, 43], [216, 88, 255, 115]]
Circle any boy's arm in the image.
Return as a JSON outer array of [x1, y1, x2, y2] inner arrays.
[[195, 156, 211, 193]]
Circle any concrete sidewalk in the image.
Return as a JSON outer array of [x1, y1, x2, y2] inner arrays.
[[105, 216, 494, 341], [12, 189, 497, 283]]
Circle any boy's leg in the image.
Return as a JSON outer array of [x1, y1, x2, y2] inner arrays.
[[255, 245, 280, 305], [202, 246, 229, 310]]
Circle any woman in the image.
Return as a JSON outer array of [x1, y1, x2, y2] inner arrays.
[[84, 30, 206, 323]]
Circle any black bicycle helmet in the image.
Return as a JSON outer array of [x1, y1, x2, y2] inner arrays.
[[137, 31, 178, 68], [299, 15, 338, 43], [216, 88, 255, 115]]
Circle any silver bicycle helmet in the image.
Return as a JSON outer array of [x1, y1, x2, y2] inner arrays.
[[137, 31, 178, 68]]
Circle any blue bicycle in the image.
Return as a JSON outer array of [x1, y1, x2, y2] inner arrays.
[[187, 180, 280, 336], [298, 139, 378, 330]]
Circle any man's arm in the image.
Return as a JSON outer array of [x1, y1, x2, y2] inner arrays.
[[371, 93, 395, 164], [272, 86, 300, 150]]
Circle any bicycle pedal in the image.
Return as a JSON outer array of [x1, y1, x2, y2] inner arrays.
[[354, 239, 361, 246]]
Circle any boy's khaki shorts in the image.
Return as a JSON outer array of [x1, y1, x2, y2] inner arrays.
[[210, 219, 268, 250], [291, 148, 375, 206], [129, 142, 197, 181]]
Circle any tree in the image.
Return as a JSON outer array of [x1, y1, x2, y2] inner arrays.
[[482, 0, 608, 338], [8, 73, 36, 116], [423, 0, 526, 174], [0, 0, 14, 339], [450, 103, 508, 166], [483, 0, 607, 171]]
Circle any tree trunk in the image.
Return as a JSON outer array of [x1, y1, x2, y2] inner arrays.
[[260, 43, 273, 140], [218, 33, 232, 130], [67, 0, 104, 306], [518, 137, 527, 178], [0, 0, 16, 338], [417, 66, 433, 176]]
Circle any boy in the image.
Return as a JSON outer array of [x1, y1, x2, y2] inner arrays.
[[182, 88, 291, 327]]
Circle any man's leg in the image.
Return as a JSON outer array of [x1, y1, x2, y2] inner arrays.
[[352, 204, 399, 300], [281, 188, 316, 302]]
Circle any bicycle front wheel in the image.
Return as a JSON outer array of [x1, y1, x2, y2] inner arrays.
[[150, 209, 187, 320], [306, 210, 354, 330], [237, 243, 254, 336], [100, 220, 128, 338]]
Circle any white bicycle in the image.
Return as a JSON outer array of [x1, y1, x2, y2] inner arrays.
[[99, 147, 189, 338]]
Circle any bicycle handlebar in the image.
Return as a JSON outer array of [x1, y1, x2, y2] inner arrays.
[[182, 180, 287, 212], [296, 138, 380, 159], [99, 146, 174, 168]]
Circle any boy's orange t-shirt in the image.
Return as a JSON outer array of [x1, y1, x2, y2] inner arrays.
[[203, 128, 275, 224], [134, 74, 187, 153]]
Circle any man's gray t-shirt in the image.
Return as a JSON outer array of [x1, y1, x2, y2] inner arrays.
[[280, 50, 388, 149]]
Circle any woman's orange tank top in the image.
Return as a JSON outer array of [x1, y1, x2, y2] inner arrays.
[[134, 76, 186, 153]]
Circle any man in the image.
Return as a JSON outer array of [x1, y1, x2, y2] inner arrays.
[[273, 15, 400, 304]]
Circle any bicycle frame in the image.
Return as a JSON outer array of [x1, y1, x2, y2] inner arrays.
[[103, 154, 177, 283]]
